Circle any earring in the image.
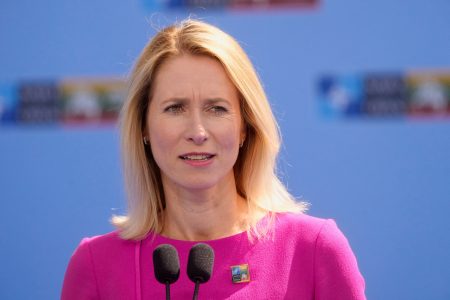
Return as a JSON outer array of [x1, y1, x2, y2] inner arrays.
[[239, 140, 244, 148], [143, 136, 149, 145]]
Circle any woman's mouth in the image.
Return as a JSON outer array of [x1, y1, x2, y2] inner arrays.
[[179, 153, 215, 161]]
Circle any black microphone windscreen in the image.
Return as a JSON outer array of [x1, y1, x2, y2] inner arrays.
[[153, 244, 180, 284], [187, 243, 214, 284]]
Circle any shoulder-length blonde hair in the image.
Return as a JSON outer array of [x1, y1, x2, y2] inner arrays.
[[112, 19, 307, 240]]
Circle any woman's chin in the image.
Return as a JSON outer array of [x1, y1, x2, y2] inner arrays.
[[177, 180, 220, 192]]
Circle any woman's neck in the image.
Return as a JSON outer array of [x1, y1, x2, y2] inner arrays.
[[160, 176, 248, 241]]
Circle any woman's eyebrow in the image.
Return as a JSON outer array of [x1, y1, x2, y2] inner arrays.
[[158, 97, 231, 107], [159, 98, 189, 106], [204, 98, 230, 105]]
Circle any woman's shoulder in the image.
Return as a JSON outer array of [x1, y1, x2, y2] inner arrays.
[[273, 212, 348, 245], [62, 231, 138, 299], [78, 230, 124, 246], [69, 230, 138, 264], [78, 230, 137, 250], [275, 212, 331, 232], [275, 211, 328, 226], [274, 212, 366, 298]]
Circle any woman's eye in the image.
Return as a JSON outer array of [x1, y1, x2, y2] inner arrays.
[[210, 106, 228, 115], [164, 104, 184, 114]]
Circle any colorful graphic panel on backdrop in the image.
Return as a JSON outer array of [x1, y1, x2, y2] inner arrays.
[[0, 78, 127, 126], [318, 71, 450, 119], [2, 71, 449, 126], [143, 0, 317, 11]]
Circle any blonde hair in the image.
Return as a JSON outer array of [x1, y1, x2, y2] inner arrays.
[[112, 19, 307, 240]]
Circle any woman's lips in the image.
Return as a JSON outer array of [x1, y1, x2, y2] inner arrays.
[[179, 152, 215, 166], [179, 153, 215, 161]]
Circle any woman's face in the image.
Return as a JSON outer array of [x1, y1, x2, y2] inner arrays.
[[145, 54, 245, 192]]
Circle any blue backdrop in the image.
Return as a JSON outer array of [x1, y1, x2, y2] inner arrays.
[[1, 0, 449, 299]]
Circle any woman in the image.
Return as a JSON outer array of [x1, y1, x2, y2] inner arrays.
[[62, 19, 366, 299]]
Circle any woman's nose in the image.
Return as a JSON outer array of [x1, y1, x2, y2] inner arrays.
[[186, 113, 208, 145]]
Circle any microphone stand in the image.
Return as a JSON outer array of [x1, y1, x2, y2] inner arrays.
[[192, 280, 200, 300], [165, 282, 170, 300]]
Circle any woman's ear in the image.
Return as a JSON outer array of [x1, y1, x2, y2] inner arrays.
[[142, 128, 149, 145], [239, 123, 247, 148]]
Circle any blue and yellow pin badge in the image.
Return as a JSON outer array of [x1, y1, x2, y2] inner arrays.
[[231, 264, 250, 283]]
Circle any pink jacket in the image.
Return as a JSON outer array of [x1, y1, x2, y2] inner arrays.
[[62, 213, 366, 299]]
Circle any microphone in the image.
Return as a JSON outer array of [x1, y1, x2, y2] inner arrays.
[[187, 243, 215, 300], [153, 244, 180, 300]]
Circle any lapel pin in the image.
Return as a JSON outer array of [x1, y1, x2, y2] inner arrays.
[[231, 264, 250, 283]]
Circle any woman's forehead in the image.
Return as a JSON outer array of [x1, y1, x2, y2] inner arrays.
[[151, 54, 238, 100]]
